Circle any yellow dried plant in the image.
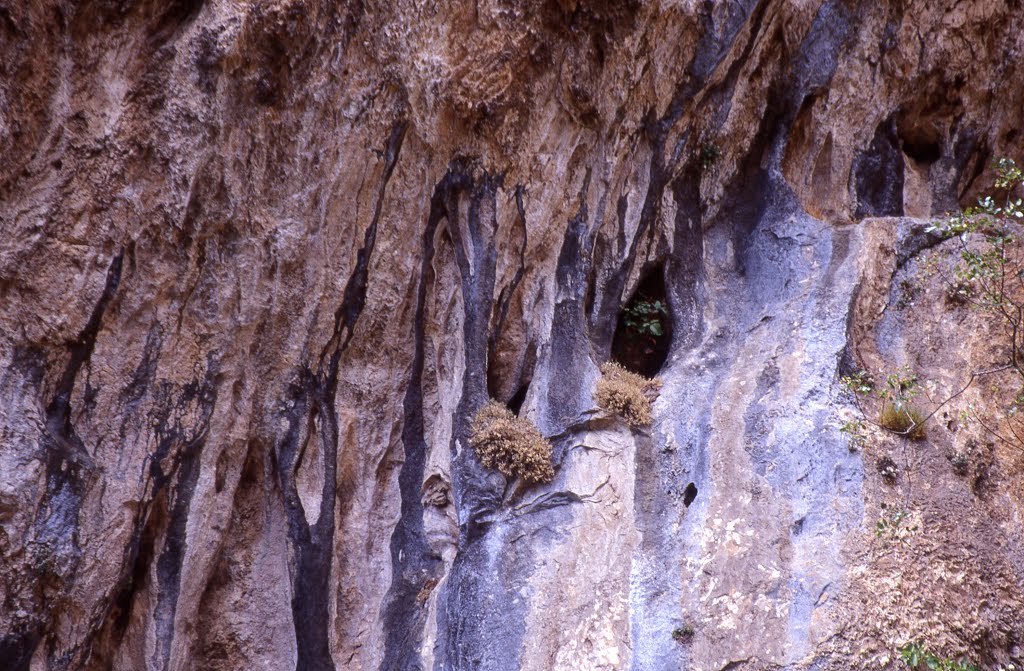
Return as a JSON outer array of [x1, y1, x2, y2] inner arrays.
[[595, 362, 662, 428], [469, 401, 554, 483]]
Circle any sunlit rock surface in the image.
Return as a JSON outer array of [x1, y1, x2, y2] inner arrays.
[[1, 1, 1023, 669]]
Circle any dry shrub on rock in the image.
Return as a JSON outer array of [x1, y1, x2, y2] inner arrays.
[[595, 362, 662, 428], [469, 401, 554, 483], [879, 402, 926, 440]]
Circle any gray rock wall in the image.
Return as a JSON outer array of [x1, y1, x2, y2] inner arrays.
[[1, 1, 1023, 669]]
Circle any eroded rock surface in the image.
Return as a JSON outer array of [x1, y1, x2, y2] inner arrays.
[[1, 1, 1023, 669]]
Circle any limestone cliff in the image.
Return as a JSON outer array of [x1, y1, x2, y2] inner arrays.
[[1, 1, 1023, 669]]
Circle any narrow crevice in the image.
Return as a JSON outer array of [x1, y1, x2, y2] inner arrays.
[[507, 382, 530, 416], [854, 114, 905, 219], [486, 183, 530, 403], [588, 153, 666, 356]]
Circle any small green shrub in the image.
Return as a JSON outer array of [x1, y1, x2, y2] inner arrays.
[[622, 297, 668, 339], [879, 402, 926, 440], [470, 401, 554, 483], [840, 370, 875, 395], [899, 642, 978, 671], [698, 143, 720, 170], [839, 419, 868, 451], [595, 362, 662, 428], [671, 624, 694, 643], [875, 505, 917, 543]]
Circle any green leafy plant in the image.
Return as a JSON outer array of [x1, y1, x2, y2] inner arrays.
[[623, 296, 668, 339], [672, 624, 695, 643], [875, 505, 917, 543], [899, 642, 978, 671], [698, 143, 721, 170], [840, 370, 875, 395], [839, 419, 868, 451]]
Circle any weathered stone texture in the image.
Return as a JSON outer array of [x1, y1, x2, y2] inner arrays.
[[1, 1, 1023, 669]]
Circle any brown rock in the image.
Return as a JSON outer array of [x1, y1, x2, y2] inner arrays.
[[1, 1, 1023, 669]]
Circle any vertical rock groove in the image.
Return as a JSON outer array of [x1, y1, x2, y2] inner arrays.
[[379, 167, 461, 671], [277, 119, 408, 671], [2, 1, 1024, 669], [3, 251, 126, 671]]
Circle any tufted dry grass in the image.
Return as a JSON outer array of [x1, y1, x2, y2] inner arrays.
[[879, 402, 927, 440], [595, 362, 662, 428], [469, 401, 554, 483]]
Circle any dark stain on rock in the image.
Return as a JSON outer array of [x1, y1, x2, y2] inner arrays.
[[854, 114, 905, 219], [381, 164, 474, 671], [276, 120, 408, 671], [10, 251, 125, 670], [334, 119, 408, 353], [149, 0, 205, 48]]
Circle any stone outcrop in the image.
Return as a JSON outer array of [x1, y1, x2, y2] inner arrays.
[[1, 1, 1023, 669]]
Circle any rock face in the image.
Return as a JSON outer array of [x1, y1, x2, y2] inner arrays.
[[2, 1, 1024, 669]]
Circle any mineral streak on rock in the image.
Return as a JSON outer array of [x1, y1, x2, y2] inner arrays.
[[1, 1, 1023, 670]]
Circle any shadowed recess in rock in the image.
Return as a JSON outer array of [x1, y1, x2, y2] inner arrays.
[[683, 483, 698, 507], [611, 266, 672, 378]]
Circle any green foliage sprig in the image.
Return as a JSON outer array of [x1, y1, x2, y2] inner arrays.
[[875, 505, 917, 543], [899, 642, 978, 671], [841, 368, 927, 440], [623, 297, 668, 339]]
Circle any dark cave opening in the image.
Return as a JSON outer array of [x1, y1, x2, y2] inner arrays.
[[683, 483, 698, 507], [611, 267, 672, 378], [486, 343, 536, 417], [901, 137, 942, 165], [506, 383, 529, 416]]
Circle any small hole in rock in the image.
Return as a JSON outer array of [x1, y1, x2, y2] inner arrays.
[[611, 266, 672, 377], [683, 482, 698, 507]]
